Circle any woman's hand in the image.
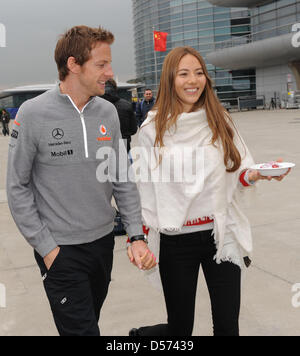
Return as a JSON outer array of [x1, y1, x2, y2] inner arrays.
[[248, 158, 292, 182], [127, 241, 157, 270]]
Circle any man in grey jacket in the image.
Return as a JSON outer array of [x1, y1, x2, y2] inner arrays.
[[6, 25, 156, 336]]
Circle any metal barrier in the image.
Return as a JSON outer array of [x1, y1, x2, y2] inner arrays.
[[237, 96, 265, 111]]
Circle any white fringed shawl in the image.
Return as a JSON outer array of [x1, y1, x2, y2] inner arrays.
[[136, 109, 256, 289]]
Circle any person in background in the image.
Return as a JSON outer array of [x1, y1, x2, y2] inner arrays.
[[136, 89, 155, 127], [101, 79, 138, 236], [102, 79, 137, 153], [1, 109, 10, 136]]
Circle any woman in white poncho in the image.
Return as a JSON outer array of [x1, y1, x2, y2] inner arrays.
[[127, 47, 290, 336]]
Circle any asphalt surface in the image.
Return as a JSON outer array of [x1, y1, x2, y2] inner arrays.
[[0, 109, 299, 336]]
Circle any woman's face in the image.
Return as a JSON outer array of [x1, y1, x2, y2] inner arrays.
[[175, 54, 207, 113]]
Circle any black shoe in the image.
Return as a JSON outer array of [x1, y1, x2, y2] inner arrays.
[[129, 328, 140, 336]]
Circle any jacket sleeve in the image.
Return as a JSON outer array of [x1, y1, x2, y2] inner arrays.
[[128, 107, 138, 136], [6, 103, 58, 257], [110, 108, 144, 238], [135, 101, 142, 126], [5, 112, 11, 122]]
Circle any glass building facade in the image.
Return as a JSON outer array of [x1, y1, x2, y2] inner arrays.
[[206, 0, 300, 105], [132, 0, 256, 104], [252, 0, 300, 40], [215, 0, 300, 47]]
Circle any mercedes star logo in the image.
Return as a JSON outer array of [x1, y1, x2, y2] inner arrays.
[[52, 128, 64, 140]]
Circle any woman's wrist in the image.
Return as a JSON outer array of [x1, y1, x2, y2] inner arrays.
[[246, 169, 258, 184]]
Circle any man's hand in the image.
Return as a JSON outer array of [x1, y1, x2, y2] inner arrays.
[[43, 246, 60, 271], [127, 241, 157, 270]]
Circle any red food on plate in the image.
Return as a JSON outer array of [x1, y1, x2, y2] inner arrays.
[[260, 161, 281, 169]]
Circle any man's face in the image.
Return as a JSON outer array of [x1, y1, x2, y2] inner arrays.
[[78, 42, 114, 97], [144, 90, 153, 101]]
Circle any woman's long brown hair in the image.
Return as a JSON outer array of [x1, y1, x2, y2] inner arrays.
[[151, 46, 242, 173]]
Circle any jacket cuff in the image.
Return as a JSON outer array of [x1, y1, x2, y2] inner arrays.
[[239, 169, 255, 187], [143, 225, 150, 236], [239, 170, 249, 187], [126, 223, 144, 239], [34, 227, 58, 258]]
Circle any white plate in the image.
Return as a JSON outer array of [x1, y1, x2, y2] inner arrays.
[[251, 162, 295, 177]]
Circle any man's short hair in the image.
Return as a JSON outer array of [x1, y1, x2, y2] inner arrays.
[[55, 25, 114, 81], [144, 89, 152, 92]]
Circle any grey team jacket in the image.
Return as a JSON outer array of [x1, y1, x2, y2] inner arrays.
[[7, 84, 143, 257]]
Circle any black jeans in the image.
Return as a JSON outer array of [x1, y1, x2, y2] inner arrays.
[[1, 122, 9, 136], [138, 230, 241, 336], [34, 232, 115, 336]]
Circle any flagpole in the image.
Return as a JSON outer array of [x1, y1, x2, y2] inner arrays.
[[152, 26, 158, 92]]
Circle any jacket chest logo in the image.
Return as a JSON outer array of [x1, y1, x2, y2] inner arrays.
[[100, 125, 107, 136], [52, 128, 64, 140], [97, 124, 111, 142]]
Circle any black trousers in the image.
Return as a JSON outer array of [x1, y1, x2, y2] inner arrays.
[[138, 230, 241, 336], [34, 232, 115, 336], [1, 122, 9, 136]]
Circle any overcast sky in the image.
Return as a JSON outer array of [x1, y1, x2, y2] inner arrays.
[[0, 0, 135, 89]]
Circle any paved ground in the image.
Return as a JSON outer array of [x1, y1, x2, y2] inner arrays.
[[0, 109, 299, 336]]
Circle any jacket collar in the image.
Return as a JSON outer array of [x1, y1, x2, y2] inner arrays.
[[54, 83, 96, 113]]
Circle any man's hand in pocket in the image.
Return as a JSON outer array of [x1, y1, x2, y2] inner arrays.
[[43, 247, 60, 271]]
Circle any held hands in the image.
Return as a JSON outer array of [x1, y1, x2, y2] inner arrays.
[[248, 158, 292, 183], [127, 240, 157, 271]]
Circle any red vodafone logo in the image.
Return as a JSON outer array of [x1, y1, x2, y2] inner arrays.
[[100, 125, 107, 136], [97, 124, 111, 142]]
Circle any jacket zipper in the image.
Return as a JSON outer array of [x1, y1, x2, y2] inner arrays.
[[66, 96, 91, 159], [80, 113, 89, 158]]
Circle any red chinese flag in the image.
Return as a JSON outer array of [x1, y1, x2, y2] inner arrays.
[[153, 31, 168, 52]]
